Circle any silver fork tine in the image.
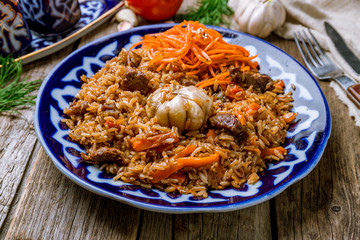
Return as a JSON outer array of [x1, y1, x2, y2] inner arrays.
[[302, 30, 323, 66], [293, 32, 314, 70], [307, 29, 330, 63], [294, 27, 360, 108], [297, 31, 320, 68]]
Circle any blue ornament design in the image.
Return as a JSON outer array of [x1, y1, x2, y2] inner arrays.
[[0, 0, 32, 56]]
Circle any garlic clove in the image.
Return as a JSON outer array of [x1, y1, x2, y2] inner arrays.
[[187, 102, 205, 131], [177, 86, 212, 119], [115, 8, 138, 25], [117, 21, 134, 32], [156, 103, 170, 127], [168, 96, 187, 132]]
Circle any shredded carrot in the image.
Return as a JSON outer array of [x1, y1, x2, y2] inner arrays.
[[186, 69, 201, 75], [261, 147, 287, 157], [195, 72, 230, 87], [156, 62, 166, 72], [130, 20, 258, 90], [209, 65, 216, 77], [131, 132, 179, 152], [283, 112, 298, 123], [197, 79, 231, 89]]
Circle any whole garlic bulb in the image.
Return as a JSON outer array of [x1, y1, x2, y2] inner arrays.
[[229, 0, 286, 38], [146, 85, 213, 132]]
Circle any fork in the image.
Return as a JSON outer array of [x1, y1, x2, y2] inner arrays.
[[294, 29, 360, 108]]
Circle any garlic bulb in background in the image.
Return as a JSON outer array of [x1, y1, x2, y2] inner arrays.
[[228, 0, 286, 38], [115, 8, 138, 31]]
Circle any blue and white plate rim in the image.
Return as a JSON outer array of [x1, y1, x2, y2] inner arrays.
[[34, 23, 331, 213]]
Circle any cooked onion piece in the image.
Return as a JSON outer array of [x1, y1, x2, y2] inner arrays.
[[146, 85, 213, 131]]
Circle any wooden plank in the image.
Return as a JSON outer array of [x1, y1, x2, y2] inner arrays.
[[138, 212, 173, 240], [275, 83, 360, 240], [269, 36, 360, 239], [4, 147, 141, 239], [0, 141, 41, 240], [0, 47, 74, 230], [4, 20, 143, 239], [173, 202, 272, 240], [77, 18, 118, 47]]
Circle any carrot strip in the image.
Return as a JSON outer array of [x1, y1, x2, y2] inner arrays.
[[226, 85, 243, 100], [149, 152, 219, 183], [186, 69, 201, 75], [184, 60, 201, 69], [209, 65, 216, 77], [283, 112, 298, 123], [261, 147, 287, 157], [245, 103, 261, 112], [207, 129, 216, 139], [106, 119, 125, 128], [177, 153, 220, 168], [156, 63, 166, 72], [149, 163, 184, 183], [173, 145, 197, 159], [197, 79, 231, 89], [195, 72, 230, 87], [274, 80, 285, 88], [204, 36, 217, 51], [168, 172, 187, 184], [131, 132, 179, 152], [234, 111, 246, 126], [246, 148, 261, 155], [234, 61, 239, 68]]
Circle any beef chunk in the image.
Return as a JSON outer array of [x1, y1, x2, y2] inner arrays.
[[230, 68, 272, 93], [120, 67, 150, 95], [81, 147, 123, 164], [127, 51, 142, 68], [209, 113, 248, 141], [118, 48, 142, 67], [64, 100, 89, 115]]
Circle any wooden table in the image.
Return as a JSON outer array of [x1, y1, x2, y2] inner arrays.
[[1, 19, 359, 240]]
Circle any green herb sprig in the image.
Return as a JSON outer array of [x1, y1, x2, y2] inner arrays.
[[176, 0, 234, 27], [0, 56, 41, 113]]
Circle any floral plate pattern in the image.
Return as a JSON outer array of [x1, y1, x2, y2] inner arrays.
[[34, 24, 331, 213]]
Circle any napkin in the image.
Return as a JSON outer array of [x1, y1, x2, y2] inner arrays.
[[274, 0, 360, 126]]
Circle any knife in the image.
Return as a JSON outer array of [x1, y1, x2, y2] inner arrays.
[[325, 21, 360, 74]]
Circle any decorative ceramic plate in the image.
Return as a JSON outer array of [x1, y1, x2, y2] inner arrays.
[[18, 0, 123, 65], [34, 24, 331, 213]]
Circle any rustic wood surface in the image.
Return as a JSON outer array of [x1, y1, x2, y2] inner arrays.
[[0, 19, 359, 240]]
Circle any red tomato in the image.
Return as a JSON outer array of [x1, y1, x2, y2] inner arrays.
[[126, 0, 183, 21]]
